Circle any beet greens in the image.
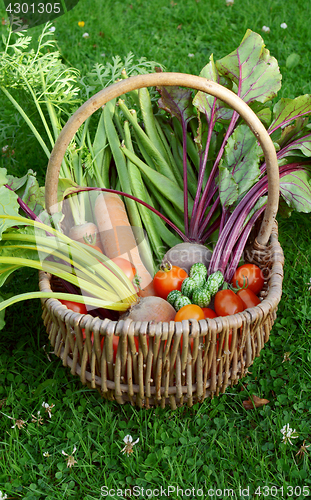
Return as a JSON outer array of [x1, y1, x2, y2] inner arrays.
[[108, 29, 311, 278]]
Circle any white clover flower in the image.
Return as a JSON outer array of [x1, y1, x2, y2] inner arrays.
[[0, 491, 8, 500], [226, 0, 234, 5], [121, 435, 139, 455], [262, 26, 270, 34], [2, 413, 27, 429], [32, 411, 44, 425], [188, 53, 194, 58], [43, 451, 50, 458], [12, 419, 26, 429], [281, 424, 299, 445], [2, 145, 8, 153], [42, 402, 55, 418], [49, 26, 56, 32], [296, 440, 310, 457], [280, 23, 288, 29], [62, 446, 77, 468], [82, 32, 89, 38]]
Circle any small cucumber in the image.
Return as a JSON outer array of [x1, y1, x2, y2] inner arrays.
[[205, 270, 224, 295], [189, 263, 208, 281], [190, 273, 206, 288], [192, 288, 211, 308], [167, 290, 183, 307], [181, 277, 197, 299], [175, 295, 192, 311]]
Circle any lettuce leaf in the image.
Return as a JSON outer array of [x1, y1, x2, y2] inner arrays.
[[216, 29, 281, 105], [280, 168, 311, 213], [218, 125, 262, 208], [268, 95, 311, 135]]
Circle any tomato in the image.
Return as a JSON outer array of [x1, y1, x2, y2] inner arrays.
[[174, 304, 205, 322], [59, 299, 87, 315], [231, 263, 264, 295], [202, 308, 217, 319], [237, 288, 261, 309], [214, 289, 244, 317], [153, 264, 188, 300], [111, 257, 137, 282]]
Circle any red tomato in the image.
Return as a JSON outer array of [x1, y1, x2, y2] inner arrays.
[[231, 264, 264, 295], [174, 304, 205, 322], [153, 265, 188, 300], [202, 308, 217, 319], [214, 289, 244, 317], [237, 288, 261, 309], [111, 257, 137, 282], [59, 299, 87, 315]]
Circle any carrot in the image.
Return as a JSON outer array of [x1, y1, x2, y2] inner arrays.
[[94, 193, 154, 296], [69, 222, 103, 251]]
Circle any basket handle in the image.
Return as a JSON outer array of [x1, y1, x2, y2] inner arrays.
[[45, 72, 279, 246]]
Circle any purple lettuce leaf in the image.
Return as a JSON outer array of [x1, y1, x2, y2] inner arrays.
[[277, 117, 309, 148], [277, 133, 311, 160], [279, 167, 311, 213], [216, 29, 281, 105], [217, 124, 262, 208], [19, 175, 45, 216], [268, 95, 311, 136], [0, 186, 26, 238], [6, 169, 45, 216], [252, 106, 272, 128], [193, 54, 233, 124], [157, 86, 195, 125]]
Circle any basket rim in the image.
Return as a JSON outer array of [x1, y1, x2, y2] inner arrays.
[[45, 72, 280, 247], [39, 223, 284, 335]]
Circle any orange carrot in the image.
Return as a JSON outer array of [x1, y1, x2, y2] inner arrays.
[[94, 193, 154, 296]]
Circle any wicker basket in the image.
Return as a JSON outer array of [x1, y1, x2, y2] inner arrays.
[[40, 73, 284, 409]]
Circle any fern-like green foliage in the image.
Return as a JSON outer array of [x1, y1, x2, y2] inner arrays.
[[0, 22, 80, 111], [83, 52, 163, 91], [80, 52, 164, 107]]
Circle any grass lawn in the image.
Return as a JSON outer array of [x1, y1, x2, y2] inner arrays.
[[0, 0, 311, 499]]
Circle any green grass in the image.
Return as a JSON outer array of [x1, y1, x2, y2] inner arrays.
[[0, 0, 311, 499]]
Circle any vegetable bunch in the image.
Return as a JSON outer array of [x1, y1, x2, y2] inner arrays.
[[1, 24, 311, 328], [73, 29, 311, 283]]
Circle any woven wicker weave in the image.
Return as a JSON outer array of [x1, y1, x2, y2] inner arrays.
[[40, 73, 284, 409]]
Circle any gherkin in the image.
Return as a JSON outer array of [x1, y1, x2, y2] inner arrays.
[[192, 288, 212, 308], [189, 263, 208, 280], [174, 295, 192, 311], [166, 290, 183, 307], [205, 271, 224, 295], [181, 277, 197, 299], [189, 272, 206, 288]]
